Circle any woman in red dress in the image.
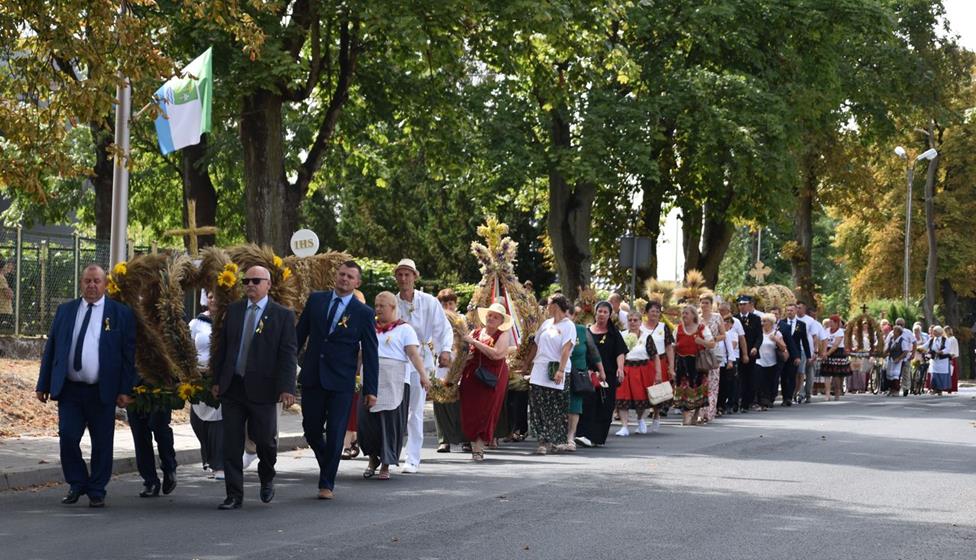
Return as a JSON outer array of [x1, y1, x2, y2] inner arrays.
[[459, 303, 513, 462]]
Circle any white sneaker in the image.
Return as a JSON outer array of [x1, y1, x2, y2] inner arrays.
[[574, 436, 593, 448], [242, 452, 258, 471], [213, 470, 224, 481], [615, 426, 630, 437], [651, 418, 661, 432], [401, 463, 419, 474], [637, 419, 648, 434]]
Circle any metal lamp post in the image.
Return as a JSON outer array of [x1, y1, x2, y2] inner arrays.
[[894, 146, 938, 307]]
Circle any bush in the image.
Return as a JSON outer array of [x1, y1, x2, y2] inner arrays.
[[854, 298, 922, 325]]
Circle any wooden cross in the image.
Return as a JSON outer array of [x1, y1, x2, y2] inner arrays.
[[861, 304, 869, 316], [748, 259, 772, 284], [164, 199, 218, 256]]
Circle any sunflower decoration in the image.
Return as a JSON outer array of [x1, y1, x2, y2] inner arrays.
[[216, 263, 238, 289], [107, 261, 126, 296]]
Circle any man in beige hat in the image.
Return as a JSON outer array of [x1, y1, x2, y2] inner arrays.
[[394, 258, 453, 473]]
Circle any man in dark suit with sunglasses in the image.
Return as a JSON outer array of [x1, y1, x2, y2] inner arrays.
[[211, 265, 297, 510]]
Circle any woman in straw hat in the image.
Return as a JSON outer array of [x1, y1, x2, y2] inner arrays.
[[459, 302, 513, 461]]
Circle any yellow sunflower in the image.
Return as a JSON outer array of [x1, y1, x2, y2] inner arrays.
[[217, 270, 237, 288], [177, 383, 195, 400], [282, 267, 292, 281], [107, 276, 121, 296], [223, 262, 238, 274], [112, 262, 127, 276], [273, 255, 283, 269]]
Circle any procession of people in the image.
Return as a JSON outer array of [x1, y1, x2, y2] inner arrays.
[[34, 258, 963, 509]]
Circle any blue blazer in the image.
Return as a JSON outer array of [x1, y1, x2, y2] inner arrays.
[[777, 319, 809, 361], [297, 291, 379, 396], [37, 297, 137, 405]]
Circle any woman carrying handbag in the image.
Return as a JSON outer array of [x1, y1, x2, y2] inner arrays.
[[674, 304, 715, 426]]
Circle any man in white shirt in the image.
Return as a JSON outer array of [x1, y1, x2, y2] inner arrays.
[[36, 265, 136, 507], [394, 259, 450, 473], [795, 301, 822, 404]]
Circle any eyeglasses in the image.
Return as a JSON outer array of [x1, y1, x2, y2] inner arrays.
[[241, 278, 267, 285]]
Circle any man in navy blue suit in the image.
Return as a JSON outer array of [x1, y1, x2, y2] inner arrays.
[[297, 260, 379, 500], [776, 303, 810, 407], [36, 264, 136, 508]]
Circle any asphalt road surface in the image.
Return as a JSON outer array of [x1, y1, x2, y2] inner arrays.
[[3, 391, 974, 560]]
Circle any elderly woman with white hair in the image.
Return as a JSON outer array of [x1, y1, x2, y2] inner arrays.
[[926, 326, 952, 395], [358, 292, 429, 480], [756, 313, 787, 411]]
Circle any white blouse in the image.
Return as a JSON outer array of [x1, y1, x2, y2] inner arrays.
[[757, 330, 783, 367], [377, 323, 421, 383], [530, 318, 576, 390]]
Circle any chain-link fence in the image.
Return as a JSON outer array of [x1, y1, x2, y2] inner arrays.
[[0, 227, 150, 337]]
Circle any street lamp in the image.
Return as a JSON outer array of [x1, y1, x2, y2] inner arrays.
[[894, 146, 938, 307]]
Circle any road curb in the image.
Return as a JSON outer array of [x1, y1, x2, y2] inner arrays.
[[1, 420, 435, 491]]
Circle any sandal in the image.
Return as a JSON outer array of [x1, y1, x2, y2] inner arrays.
[[436, 444, 451, 453], [342, 440, 360, 460], [363, 458, 379, 479], [377, 470, 391, 480], [472, 451, 485, 462]]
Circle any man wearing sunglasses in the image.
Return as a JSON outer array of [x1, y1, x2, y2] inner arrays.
[[211, 265, 297, 510]]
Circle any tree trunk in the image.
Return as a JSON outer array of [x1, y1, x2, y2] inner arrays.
[[922, 153, 940, 326], [546, 110, 594, 299], [638, 174, 664, 283], [680, 204, 703, 274], [181, 137, 217, 250], [240, 90, 289, 253], [791, 151, 817, 306], [638, 124, 676, 284], [91, 117, 115, 241], [698, 200, 735, 289]]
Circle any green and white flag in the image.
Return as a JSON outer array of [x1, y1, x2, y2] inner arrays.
[[154, 47, 212, 155]]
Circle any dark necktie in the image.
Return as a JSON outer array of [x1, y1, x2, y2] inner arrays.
[[325, 296, 342, 334], [73, 303, 93, 372], [236, 303, 259, 376]]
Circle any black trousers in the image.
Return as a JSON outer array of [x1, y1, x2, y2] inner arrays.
[[780, 359, 798, 404], [190, 408, 224, 471], [757, 364, 780, 407], [718, 362, 739, 411], [221, 376, 278, 501], [129, 407, 177, 486], [506, 390, 529, 435], [739, 359, 756, 408]]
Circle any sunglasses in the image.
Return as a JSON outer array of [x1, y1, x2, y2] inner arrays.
[[241, 277, 267, 285]]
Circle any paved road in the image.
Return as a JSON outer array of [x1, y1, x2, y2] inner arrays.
[[2, 391, 974, 560]]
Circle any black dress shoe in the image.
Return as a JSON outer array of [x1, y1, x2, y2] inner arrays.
[[139, 481, 161, 498], [62, 489, 83, 504], [218, 497, 242, 510], [162, 472, 177, 495], [260, 482, 275, 504], [88, 496, 105, 508]]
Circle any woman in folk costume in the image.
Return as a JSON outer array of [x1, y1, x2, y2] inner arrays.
[[458, 303, 513, 461], [884, 326, 912, 396], [927, 326, 952, 395], [615, 309, 661, 436], [820, 315, 852, 401], [528, 294, 576, 455], [641, 300, 675, 432], [358, 292, 429, 480], [673, 304, 715, 425]]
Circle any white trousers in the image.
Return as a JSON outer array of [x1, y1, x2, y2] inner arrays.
[[403, 369, 427, 466]]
